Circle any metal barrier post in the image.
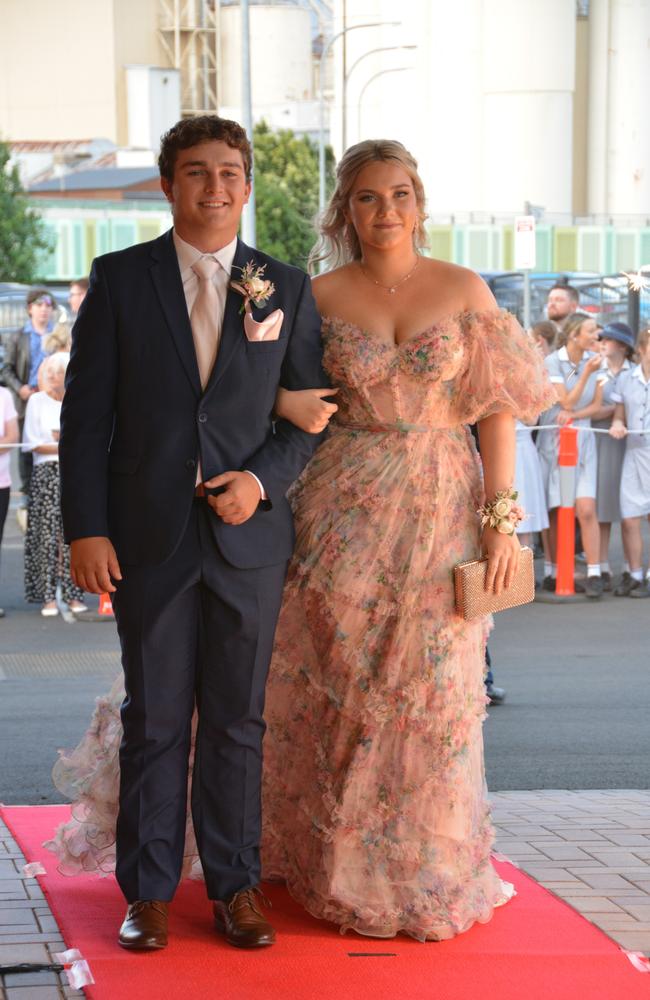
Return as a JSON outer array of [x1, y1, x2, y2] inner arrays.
[[555, 425, 579, 596]]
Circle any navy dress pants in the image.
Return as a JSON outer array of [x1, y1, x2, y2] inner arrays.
[[112, 499, 287, 903]]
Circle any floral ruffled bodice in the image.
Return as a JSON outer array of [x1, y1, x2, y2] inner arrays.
[[321, 309, 554, 431]]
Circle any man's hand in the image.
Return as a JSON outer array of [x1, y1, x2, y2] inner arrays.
[[18, 385, 33, 401], [70, 536, 123, 593], [204, 471, 261, 525]]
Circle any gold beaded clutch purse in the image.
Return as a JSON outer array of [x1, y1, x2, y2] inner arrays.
[[454, 546, 535, 620]]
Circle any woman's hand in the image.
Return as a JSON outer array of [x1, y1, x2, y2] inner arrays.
[[609, 420, 627, 440], [274, 387, 339, 433], [584, 354, 603, 375], [481, 524, 521, 594], [556, 408, 574, 426]]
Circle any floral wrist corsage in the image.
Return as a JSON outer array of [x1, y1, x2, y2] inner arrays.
[[477, 488, 526, 536]]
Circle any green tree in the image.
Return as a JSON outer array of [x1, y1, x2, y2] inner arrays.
[[253, 122, 335, 268], [0, 139, 51, 283]]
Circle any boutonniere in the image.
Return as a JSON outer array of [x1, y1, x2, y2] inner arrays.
[[230, 261, 275, 315]]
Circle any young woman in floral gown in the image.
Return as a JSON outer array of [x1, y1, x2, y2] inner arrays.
[[47, 140, 553, 943]]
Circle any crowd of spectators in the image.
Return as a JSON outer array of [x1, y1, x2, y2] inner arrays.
[[1, 278, 649, 617], [518, 284, 650, 599], [0, 280, 87, 616]]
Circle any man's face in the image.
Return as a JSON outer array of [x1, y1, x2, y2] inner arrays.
[[547, 289, 576, 322], [27, 296, 54, 332], [160, 140, 251, 249], [68, 283, 86, 312]]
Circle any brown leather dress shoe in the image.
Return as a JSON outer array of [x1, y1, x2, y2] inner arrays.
[[213, 887, 276, 948], [118, 900, 169, 950]]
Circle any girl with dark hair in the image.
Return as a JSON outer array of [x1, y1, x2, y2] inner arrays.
[[593, 323, 636, 589], [609, 328, 650, 597]]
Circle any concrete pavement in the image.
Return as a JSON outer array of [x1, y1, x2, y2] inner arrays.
[[2, 506, 649, 799], [0, 791, 648, 1000], [0, 491, 649, 994]]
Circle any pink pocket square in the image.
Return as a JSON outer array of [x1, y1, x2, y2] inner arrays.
[[244, 305, 284, 342]]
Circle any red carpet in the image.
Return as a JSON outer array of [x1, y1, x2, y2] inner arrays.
[[3, 805, 648, 1000]]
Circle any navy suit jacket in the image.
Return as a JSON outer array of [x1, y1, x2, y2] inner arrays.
[[60, 230, 328, 569]]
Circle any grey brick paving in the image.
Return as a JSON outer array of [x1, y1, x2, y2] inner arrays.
[[0, 789, 646, 999], [5, 988, 62, 999], [492, 789, 650, 955]]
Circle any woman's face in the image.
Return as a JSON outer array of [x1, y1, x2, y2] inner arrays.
[[599, 336, 626, 361], [346, 161, 418, 254], [572, 318, 599, 352], [45, 365, 65, 396], [533, 334, 553, 357]]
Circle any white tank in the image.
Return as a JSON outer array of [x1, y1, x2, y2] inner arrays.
[[480, 0, 576, 215], [333, 0, 577, 215], [220, 3, 313, 110], [588, 0, 650, 216]]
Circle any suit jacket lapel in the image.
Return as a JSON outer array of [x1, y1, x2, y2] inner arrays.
[[205, 237, 253, 394], [149, 229, 201, 396]]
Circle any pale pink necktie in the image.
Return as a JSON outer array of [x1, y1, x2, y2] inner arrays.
[[190, 256, 222, 389]]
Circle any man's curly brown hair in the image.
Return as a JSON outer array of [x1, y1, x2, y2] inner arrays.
[[158, 116, 252, 182]]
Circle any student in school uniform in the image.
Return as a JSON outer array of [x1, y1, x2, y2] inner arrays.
[[514, 419, 548, 550], [609, 327, 650, 598], [537, 314, 608, 597], [528, 322, 556, 574], [592, 322, 635, 590]]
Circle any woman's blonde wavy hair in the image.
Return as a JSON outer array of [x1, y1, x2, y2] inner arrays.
[[308, 139, 428, 274], [556, 312, 592, 349]]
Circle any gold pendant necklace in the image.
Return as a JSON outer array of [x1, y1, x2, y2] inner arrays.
[[359, 256, 420, 294]]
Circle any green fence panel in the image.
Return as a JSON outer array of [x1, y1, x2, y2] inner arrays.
[[502, 226, 513, 270], [554, 228, 578, 271], [110, 221, 137, 252], [428, 225, 453, 263], [614, 232, 638, 272]]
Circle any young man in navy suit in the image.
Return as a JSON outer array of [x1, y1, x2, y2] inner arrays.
[[60, 117, 327, 950]]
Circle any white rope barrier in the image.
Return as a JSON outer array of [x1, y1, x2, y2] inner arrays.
[[3, 425, 650, 449], [521, 424, 650, 435]]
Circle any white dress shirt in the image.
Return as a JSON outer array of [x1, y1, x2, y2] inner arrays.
[[172, 230, 265, 499], [173, 230, 237, 327]]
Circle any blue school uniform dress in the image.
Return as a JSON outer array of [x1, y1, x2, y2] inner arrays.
[[594, 359, 631, 523], [611, 364, 650, 518], [514, 421, 549, 532], [537, 347, 605, 507]]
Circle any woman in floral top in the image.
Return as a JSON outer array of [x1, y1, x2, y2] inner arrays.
[[260, 141, 554, 940]]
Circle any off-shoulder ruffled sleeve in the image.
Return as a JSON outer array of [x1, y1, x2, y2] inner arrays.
[[453, 309, 556, 425]]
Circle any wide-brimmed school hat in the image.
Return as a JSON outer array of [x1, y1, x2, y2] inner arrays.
[[599, 322, 635, 349]]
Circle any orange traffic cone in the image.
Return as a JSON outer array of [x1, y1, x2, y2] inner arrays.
[[98, 592, 114, 616], [555, 424, 579, 596]]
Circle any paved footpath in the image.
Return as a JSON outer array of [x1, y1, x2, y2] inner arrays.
[[1, 791, 649, 998]]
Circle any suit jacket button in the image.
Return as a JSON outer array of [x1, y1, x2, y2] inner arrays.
[[186, 459, 196, 470], [198, 413, 208, 423]]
